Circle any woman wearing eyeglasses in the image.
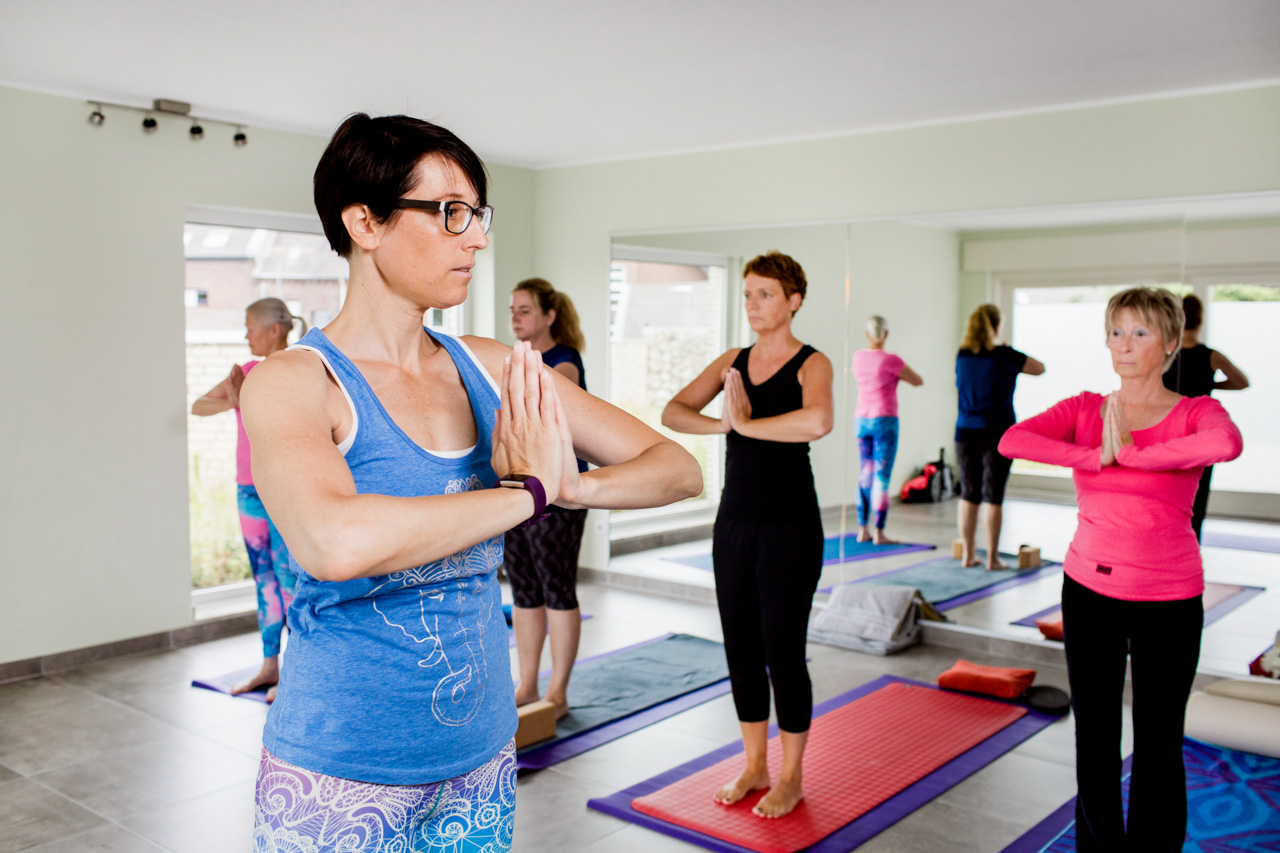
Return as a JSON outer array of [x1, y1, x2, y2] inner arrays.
[[241, 113, 701, 853]]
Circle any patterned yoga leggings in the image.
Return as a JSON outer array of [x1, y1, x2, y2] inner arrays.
[[855, 416, 900, 530], [253, 740, 517, 852], [237, 484, 297, 659]]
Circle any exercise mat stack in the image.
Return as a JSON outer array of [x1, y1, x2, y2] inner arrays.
[[808, 583, 939, 655]]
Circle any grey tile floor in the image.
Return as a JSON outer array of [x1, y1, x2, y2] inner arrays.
[[3, 499, 1274, 852]]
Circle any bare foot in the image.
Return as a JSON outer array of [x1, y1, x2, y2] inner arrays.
[[985, 557, 1009, 571], [962, 557, 981, 568], [231, 661, 279, 695], [856, 528, 872, 544], [265, 684, 278, 703], [713, 766, 771, 806], [753, 776, 804, 818], [872, 532, 899, 545], [513, 683, 541, 707], [545, 693, 571, 720]]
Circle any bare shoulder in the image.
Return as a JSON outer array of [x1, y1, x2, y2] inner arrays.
[[714, 347, 743, 377], [459, 335, 512, 376], [241, 349, 333, 408], [798, 350, 834, 379]]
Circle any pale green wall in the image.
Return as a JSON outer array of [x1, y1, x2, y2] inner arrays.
[[535, 85, 1280, 566], [0, 85, 536, 664]]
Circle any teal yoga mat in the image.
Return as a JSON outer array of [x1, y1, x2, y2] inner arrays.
[[665, 536, 934, 571], [820, 551, 1062, 609], [532, 633, 729, 742]]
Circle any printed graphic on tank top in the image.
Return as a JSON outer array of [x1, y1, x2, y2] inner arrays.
[[718, 344, 820, 524], [262, 327, 516, 785]]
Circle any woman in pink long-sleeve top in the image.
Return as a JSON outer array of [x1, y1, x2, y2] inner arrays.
[[999, 287, 1242, 853]]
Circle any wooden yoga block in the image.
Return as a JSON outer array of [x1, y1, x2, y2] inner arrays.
[[1018, 546, 1042, 569], [952, 539, 965, 560], [515, 700, 558, 748]]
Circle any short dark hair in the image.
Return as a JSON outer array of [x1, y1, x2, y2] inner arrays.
[[1182, 294, 1203, 332], [313, 114, 488, 257], [743, 251, 808, 313]]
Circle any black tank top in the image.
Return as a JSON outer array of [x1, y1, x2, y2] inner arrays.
[[718, 344, 820, 524], [1163, 344, 1215, 398]]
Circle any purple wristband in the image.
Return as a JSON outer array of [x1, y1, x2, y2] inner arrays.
[[498, 475, 548, 527]]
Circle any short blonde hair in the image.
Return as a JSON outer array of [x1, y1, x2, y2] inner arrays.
[[1104, 287, 1184, 372], [866, 315, 888, 343]]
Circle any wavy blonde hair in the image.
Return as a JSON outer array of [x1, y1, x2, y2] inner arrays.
[[961, 304, 1001, 353], [1104, 287, 1184, 372]]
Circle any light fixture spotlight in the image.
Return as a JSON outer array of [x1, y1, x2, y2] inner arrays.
[[142, 115, 158, 133], [233, 128, 247, 147], [189, 122, 204, 140], [88, 104, 105, 126]]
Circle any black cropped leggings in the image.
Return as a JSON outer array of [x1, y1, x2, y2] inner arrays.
[[1061, 574, 1203, 853], [712, 516, 823, 734]]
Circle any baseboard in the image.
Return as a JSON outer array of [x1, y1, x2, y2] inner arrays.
[[0, 612, 258, 685]]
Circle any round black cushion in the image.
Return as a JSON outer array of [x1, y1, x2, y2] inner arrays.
[[1025, 685, 1070, 715]]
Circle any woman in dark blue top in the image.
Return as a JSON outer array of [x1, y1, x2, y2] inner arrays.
[[955, 303, 1044, 570], [506, 278, 591, 718]]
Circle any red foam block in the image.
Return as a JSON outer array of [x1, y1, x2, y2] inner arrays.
[[631, 682, 1025, 853]]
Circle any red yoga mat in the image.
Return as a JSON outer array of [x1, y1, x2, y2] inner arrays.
[[631, 682, 1026, 853]]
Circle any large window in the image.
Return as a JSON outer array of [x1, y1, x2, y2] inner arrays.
[[608, 247, 729, 517], [1205, 284, 1278, 493]]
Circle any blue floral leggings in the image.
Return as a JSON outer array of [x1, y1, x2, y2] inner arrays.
[[856, 416, 899, 530], [253, 740, 517, 852]]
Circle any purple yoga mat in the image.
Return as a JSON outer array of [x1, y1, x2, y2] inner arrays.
[[1011, 583, 1266, 631], [1001, 754, 1135, 853], [191, 666, 272, 704], [1201, 530, 1280, 554], [587, 675, 1059, 853]]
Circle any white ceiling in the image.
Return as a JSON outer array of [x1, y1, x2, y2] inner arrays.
[[3, 0, 1278, 168]]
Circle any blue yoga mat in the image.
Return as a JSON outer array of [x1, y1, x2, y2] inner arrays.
[[516, 633, 730, 770], [819, 551, 1062, 610], [1202, 530, 1280, 554], [1002, 738, 1280, 853], [665, 536, 934, 571]]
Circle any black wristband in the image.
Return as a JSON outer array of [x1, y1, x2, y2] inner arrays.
[[497, 474, 548, 527]]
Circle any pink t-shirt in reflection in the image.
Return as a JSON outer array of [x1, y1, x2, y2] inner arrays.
[[852, 349, 906, 419], [234, 359, 260, 486]]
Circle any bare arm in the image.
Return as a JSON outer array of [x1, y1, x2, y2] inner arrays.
[[242, 347, 560, 583], [661, 349, 740, 436], [1022, 355, 1046, 376], [191, 377, 234, 416], [899, 364, 924, 387], [732, 352, 835, 443], [552, 361, 580, 386], [1210, 350, 1249, 391], [466, 337, 704, 510]]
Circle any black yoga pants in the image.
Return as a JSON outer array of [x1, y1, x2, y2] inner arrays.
[[1190, 465, 1213, 542], [1061, 574, 1203, 853], [504, 508, 587, 610], [956, 438, 1014, 505], [712, 516, 823, 734]]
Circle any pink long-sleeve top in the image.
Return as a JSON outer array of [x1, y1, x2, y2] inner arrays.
[[998, 392, 1243, 602]]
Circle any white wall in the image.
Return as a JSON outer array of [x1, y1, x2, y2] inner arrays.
[[0, 86, 536, 664], [534, 85, 1280, 567]]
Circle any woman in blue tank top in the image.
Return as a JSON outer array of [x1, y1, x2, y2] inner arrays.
[[239, 114, 702, 853]]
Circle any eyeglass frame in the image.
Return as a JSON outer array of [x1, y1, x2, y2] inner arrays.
[[392, 198, 494, 235]]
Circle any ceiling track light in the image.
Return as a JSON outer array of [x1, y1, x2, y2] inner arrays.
[[83, 98, 252, 147]]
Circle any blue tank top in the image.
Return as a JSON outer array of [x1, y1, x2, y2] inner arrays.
[[261, 327, 516, 785]]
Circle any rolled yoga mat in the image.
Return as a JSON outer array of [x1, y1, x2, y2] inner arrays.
[[1002, 738, 1280, 853], [516, 632, 730, 770], [1185, 691, 1280, 759], [1011, 581, 1265, 633], [664, 536, 934, 571], [818, 551, 1062, 610], [589, 675, 1058, 853]]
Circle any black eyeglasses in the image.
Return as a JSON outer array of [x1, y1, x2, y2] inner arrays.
[[393, 199, 494, 235]]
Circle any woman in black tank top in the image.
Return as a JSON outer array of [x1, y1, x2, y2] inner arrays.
[[663, 252, 834, 819], [1161, 294, 1250, 539]]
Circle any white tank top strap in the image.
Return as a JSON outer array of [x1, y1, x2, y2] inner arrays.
[[287, 343, 359, 456]]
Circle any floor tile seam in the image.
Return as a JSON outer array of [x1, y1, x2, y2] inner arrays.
[[112, 775, 259, 827], [16, 774, 135, 842], [19, 823, 177, 853]]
